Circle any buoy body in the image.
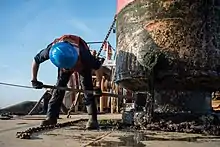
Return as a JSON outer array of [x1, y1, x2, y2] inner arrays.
[[115, 0, 220, 91]]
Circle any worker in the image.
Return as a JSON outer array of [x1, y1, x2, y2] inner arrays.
[[31, 34, 105, 130]]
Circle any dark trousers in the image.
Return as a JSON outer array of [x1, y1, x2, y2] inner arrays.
[[42, 91, 68, 114], [46, 68, 95, 119]]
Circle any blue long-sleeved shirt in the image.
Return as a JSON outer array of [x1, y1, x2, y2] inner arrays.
[[34, 40, 102, 70]]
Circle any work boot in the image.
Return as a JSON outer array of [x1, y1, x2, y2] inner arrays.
[[86, 101, 99, 130], [40, 117, 57, 126]]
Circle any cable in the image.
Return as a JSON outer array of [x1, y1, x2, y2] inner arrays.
[[0, 82, 33, 89]]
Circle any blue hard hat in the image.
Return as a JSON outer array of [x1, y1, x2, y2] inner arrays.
[[49, 42, 78, 69]]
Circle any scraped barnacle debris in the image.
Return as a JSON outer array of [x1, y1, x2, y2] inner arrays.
[[95, 113, 220, 136]]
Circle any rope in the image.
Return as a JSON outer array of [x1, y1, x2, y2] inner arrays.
[[97, 15, 117, 57], [83, 131, 113, 147]]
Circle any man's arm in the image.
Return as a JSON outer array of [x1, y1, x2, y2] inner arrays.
[[31, 44, 52, 81], [31, 60, 40, 81]]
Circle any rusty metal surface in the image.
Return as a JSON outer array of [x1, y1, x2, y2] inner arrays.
[[115, 0, 220, 91]]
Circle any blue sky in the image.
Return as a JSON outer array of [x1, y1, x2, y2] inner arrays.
[[0, 0, 116, 108]]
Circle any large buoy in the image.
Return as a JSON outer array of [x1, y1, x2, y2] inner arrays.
[[115, 0, 220, 92]]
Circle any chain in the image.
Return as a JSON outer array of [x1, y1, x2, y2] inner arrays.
[[97, 15, 117, 57], [16, 119, 87, 139]]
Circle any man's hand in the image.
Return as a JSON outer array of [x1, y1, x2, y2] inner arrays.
[[31, 80, 44, 89]]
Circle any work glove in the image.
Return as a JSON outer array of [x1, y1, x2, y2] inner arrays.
[[98, 57, 105, 65], [92, 57, 105, 70], [31, 80, 44, 89]]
